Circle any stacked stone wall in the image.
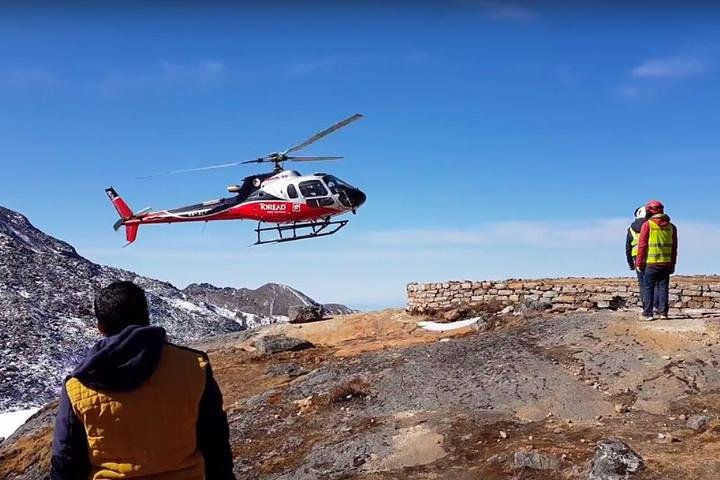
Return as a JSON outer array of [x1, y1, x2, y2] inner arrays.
[[407, 276, 720, 315]]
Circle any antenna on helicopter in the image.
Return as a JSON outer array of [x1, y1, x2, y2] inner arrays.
[[137, 113, 363, 178]]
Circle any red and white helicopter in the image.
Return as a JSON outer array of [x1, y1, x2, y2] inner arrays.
[[106, 113, 366, 245]]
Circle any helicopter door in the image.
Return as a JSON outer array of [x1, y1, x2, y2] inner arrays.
[[298, 180, 334, 208]]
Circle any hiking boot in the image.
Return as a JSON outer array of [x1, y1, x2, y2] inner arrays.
[[639, 313, 654, 321]]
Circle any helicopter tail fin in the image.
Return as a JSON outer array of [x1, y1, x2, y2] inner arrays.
[[105, 187, 134, 219], [105, 187, 140, 245]]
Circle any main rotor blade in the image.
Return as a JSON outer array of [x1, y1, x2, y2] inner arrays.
[[136, 160, 254, 179], [282, 113, 363, 155], [287, 156, 343, 162]]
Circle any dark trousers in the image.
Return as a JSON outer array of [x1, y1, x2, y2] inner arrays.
[[636, 268, 659, 312], [642, 266, 671, 316]]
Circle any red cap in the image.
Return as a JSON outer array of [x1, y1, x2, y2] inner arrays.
[[645, 200, 664, 214]]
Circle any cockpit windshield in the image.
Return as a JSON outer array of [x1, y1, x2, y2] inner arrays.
[[298, 180, 328, 198], [322, 175, 354, 194]]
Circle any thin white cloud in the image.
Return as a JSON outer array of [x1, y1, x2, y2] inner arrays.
[[631, 57, 707, 78], [101, 60, 242, 90], [286, 58, 337, 77], [478, 1, 537, 21], [0, 67, 55, 88], [365, 219, 720, 249], [619, 56, 709, 98]]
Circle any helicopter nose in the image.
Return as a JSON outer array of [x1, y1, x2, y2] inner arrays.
[[346, 188, 366, 209]]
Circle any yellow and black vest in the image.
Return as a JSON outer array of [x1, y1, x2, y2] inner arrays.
[[646, 220, 674, 265], [629, 227, 640, 257], [65, 344, 208, 480]]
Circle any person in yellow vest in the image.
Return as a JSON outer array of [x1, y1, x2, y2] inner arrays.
[[50, 281, 235, 480], [635, 200, 678, 320]]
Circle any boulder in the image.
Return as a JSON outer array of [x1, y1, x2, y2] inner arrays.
[[288, 305, 325, 324], [513, 451, 560, 470], [686, 414, 711, 432], [587, 439, 644, 480], [442, 308, 464, 322], [517, 299, 552, 315], [255, 335, 314, 354]]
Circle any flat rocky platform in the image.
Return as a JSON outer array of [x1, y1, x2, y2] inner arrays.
[[2, 309, 720, 479]]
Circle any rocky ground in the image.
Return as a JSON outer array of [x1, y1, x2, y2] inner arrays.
[[2, 309, 720, 479]]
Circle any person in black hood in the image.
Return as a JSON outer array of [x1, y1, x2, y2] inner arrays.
[[51, 281, 235, 480]]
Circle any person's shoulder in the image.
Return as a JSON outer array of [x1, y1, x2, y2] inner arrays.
[[165, 343, 210, 368], [166, 342, 209, 358]]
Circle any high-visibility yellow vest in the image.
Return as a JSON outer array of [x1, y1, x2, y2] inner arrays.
[[629, 227, 640, 257], [646, 220, 674, 264]]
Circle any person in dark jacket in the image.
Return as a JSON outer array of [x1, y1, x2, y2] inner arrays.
[[50, 281, 235, 480], [626, 206, 657, 312], [635, 200, 678, 320], [626, 206, 647, 275]]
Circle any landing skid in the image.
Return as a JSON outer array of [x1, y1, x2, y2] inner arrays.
[[254, 219, 349, 245]]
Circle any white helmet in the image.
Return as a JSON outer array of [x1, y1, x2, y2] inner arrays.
[[634, 206, 646, 219]]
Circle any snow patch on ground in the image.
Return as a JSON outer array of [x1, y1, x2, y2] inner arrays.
[[237, 312, 289, 329], [417, 318, 480, 332], [0, 407, 40, 438]]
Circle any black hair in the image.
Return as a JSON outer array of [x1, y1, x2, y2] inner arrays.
[[94, 281, 150, 336]]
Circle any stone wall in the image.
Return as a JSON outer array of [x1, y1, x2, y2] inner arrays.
[[406, 276, 720, 315]]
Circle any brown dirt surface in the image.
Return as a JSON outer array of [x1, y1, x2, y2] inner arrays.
[[3, 308, 720, 479]]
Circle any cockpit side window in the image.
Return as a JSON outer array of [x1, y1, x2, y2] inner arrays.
[[287, 184, 298, 199], [323, 175, 338, 194], [322, 175, 353, 194], [299, 180, 328, 198]]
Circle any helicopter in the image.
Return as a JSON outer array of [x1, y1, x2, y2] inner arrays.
[[106, 113, 366, 246]]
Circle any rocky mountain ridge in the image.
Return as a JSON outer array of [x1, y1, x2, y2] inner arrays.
[[0, 205, 352, 412], [183, 282, 354, 328]]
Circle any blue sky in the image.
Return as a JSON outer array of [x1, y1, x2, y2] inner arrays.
[[1, 2, 719, 309]]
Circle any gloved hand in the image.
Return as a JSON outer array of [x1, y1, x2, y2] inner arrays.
[[629, 265, 635, 271]]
